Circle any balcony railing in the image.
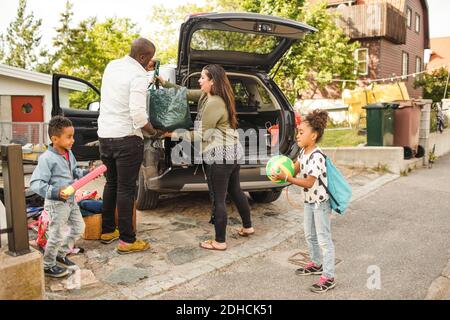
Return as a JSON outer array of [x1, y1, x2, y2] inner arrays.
[[330, 2, 407, 44]]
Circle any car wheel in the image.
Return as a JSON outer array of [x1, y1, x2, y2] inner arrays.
[[249, 189, 282, 203], [136, 169, 159, 210]]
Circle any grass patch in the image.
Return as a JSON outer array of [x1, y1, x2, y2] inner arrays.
[[372, 163, 389, 173], [319, 129, 366, 148]]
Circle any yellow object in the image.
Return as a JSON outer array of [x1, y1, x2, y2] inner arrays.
[[61, 186, 75, 197], [117, 239, 151, 254], [22, 144, 47, 162], [372, 82, 410, 102], [82, 214, 103, 240], [342, 82, 410, 126], [100, 228, 120, 243]]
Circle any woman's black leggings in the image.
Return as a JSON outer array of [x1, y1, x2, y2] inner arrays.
[[206, 163, 252, 243]]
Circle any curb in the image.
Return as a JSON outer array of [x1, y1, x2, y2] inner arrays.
[[425, 256, 450, 300], [97, 173, 399, 300], [351, 173, 400, 202]]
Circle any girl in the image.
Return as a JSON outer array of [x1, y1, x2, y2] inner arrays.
[[271, 109, 336, 293], [157, 64, 254, 251]]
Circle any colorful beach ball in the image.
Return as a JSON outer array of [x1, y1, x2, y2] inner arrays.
[[266, 155, 295, 184]]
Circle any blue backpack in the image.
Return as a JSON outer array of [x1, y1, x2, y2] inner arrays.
[[309, 150, 352, 215]]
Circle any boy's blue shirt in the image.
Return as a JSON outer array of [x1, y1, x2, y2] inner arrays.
[[29, 145, 89, 201]]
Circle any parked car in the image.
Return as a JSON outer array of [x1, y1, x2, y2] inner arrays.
[[51, 12, 316, 209]]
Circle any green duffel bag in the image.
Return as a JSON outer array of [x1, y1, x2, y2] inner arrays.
[[147, 62, 193, 131]]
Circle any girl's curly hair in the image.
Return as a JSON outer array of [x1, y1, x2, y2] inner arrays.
[[305, 109, 328, 143]]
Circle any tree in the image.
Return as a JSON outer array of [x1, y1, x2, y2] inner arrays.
[[414, 67, 450, 102], [0, 35, 5, 62], [239, 0, 359, 101], [148, 2, 216, 65], [56, 17, 140, 108], [150, 0, 358, 102], [35, 0, 74, 73], [3, 0, 43, 70]]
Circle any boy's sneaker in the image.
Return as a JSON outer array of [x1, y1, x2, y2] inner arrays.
[[44, 265, 70, 278], [117, 239, 150, 255], [56, 256, 77, 270], [100, 228, 120, 244], [310, 276, 336, 293], [295, 262, 323, 276]]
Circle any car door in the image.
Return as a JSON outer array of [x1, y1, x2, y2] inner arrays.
[[51, 74, 101, 161]]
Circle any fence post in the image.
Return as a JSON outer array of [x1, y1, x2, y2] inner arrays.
[[1, 144, 30, 256]]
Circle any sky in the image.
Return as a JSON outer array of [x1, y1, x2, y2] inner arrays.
[[0, 0, 207, 49], [0, 0, 449, 49]]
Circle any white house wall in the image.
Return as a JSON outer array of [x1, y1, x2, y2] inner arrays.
[[0, 75, 71, 121]]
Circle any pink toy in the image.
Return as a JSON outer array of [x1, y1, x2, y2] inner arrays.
[[62, 165, 107, 197]]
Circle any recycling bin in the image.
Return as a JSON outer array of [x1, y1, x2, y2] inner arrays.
[[393, 100, 424, 159], [363, 103, 397, 146]]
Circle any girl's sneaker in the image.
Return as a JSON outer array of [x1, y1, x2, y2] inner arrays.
[[310, 276, 336, 293], [295, 262, 323, 276]]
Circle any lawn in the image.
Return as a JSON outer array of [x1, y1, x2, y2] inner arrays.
[[319, 128, 367, 147]]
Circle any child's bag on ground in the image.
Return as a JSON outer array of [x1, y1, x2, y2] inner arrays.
[[313, 150, 352, 215]]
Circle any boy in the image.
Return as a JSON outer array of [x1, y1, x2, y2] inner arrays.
[[30, 116, 88, 278]]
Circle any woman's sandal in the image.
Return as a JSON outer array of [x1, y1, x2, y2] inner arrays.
[[237, 227, 255, 237], [199, 240, 227, 251]]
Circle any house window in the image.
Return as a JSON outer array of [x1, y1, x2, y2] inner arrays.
[[406, 7, 412, 29], [402, 52, 409, 76], [416, 56, 422, 73], [415, 13, 420, 33], [355, 48, 369, 76]]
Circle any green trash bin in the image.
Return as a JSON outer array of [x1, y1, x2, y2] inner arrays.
[[363, 103, 398, 146]]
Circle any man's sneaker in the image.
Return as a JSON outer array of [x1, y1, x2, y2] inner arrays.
[[310, 276, 336, 293], [56, 256, 78, 270], [100, 228, 120, 244], [295, 262, 323, 276], [117, 239, 150, 255], [44, 265, 70, 278]]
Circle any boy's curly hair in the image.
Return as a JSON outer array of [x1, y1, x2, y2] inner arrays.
[[48, 115, 73, 139], [305, 109, 328, 143]]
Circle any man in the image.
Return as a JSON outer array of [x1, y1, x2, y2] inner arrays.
[[98, 38, 160, 254]]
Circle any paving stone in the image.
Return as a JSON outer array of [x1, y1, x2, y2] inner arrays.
[[145, 285, 164, 296], [173, 215, 198, 225], [133, 287, 151, 299], [171, 221, 198, 231], [197, 235, 212, 242], [167, 246, 208, 265], [104, 267, 149, 285], [228, 217, 241, 226], [263, 211, 279, 217]]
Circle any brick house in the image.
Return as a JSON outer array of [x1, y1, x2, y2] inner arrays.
[[310, 0, 429, 99]]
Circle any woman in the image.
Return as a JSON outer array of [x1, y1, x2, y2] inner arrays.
[[157, 64, 254, 251]]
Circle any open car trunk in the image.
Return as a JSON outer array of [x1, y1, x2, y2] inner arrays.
[[165, 72, 284, 167]]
